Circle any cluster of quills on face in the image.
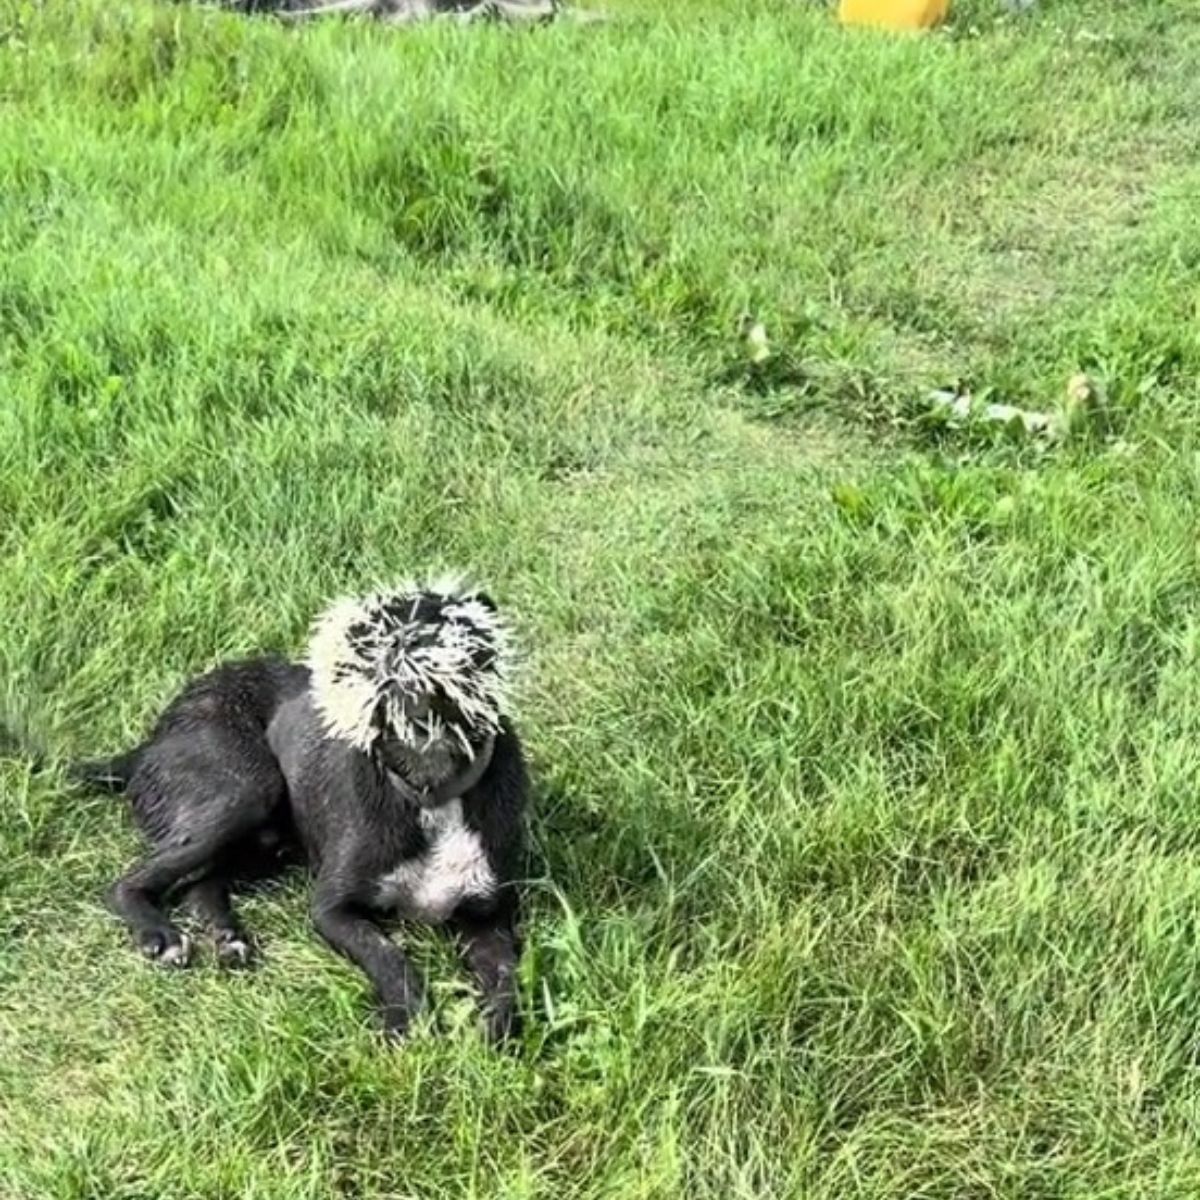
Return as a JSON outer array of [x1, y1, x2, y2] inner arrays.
[[309, 583, 514, 758]]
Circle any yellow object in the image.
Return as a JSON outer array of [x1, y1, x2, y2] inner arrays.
[[838, 0, 949, 30]]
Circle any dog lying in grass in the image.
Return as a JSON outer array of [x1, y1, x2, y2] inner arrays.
[[74, 580, 527, 1042]]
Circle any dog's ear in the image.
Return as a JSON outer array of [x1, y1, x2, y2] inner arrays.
[[472, 591, 498, 614]]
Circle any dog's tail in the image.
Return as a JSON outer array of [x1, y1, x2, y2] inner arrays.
[[0, 712, 140, 794], [68, 749, 141, 794]]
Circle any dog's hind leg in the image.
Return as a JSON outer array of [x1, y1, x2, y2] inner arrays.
[[108, 803, 272, 967], [182, 876, 255, 967]]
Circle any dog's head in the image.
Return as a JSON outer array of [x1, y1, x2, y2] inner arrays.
[[308, 578, 515, 788]]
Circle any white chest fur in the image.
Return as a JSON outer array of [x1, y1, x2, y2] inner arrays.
[[376, 799, 496, 923]]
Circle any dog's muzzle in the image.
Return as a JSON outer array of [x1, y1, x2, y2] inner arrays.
[[385, 735, 496, 807]]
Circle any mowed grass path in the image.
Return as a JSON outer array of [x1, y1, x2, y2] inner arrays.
[[2, 0, 1199, 1195]]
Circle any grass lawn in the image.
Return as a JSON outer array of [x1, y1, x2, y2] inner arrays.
[[2, 0, 1199, 1194]]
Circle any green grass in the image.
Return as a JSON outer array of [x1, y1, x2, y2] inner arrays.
[[2, 0, 1200, 1194]]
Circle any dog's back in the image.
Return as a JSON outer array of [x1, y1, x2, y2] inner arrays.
[[145, 656, 306, 741]]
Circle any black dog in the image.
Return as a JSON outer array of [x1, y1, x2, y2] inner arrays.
[[76, 580, 527, 1042]]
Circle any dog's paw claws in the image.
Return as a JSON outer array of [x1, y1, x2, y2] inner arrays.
[[483, 1004, 522, 1047], [215, 936, 255, 967], [379, 1002, 421, 1041], [381, 1017, 412, 1041], [141, 932, 192, 968]]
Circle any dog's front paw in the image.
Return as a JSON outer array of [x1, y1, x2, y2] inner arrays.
[[482, 999, 522, 1047], [138, 929, 192, 968], [379, 999, 422, 1040], [214, 932, 256, 968]]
